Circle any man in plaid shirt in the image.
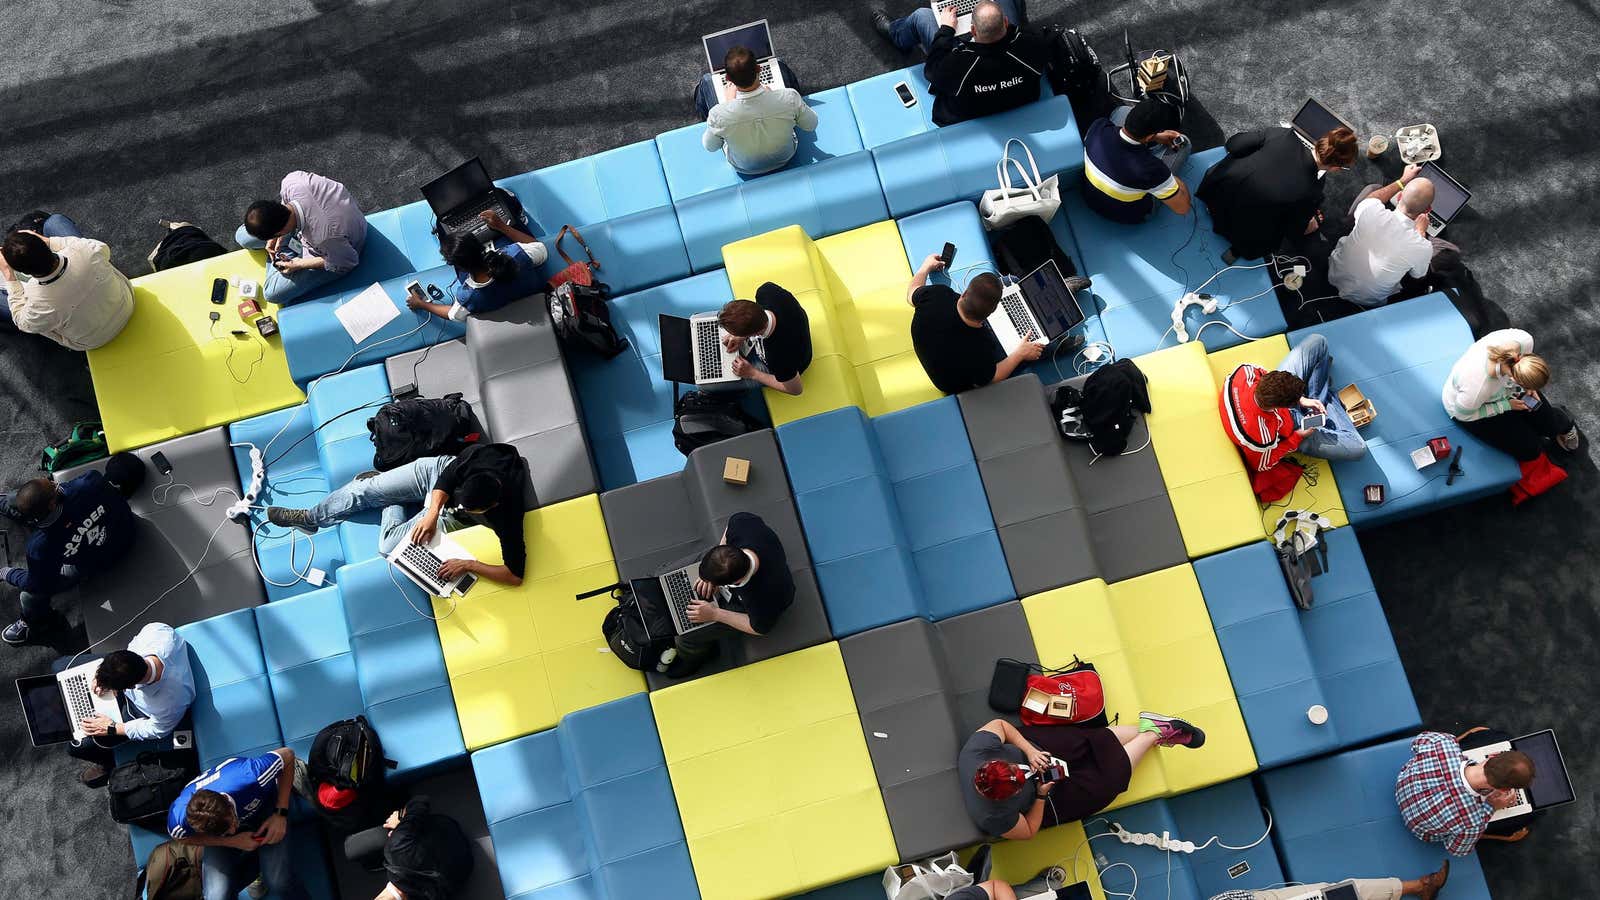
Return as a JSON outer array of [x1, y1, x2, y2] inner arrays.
[[1395, 731, 1534, 856]]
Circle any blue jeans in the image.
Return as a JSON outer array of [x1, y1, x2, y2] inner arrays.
[[234, 226, 345, 306], [1279, 334, 1366, 461], [887, 0, 1024, 52], [0, 214, 83, 325], [202, 841, 306, 900], [0, 489, 78, 624], [1109, 104, 1192, 174], [304, 456, 463, 553]]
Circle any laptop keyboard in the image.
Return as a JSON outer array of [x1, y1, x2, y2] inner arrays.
[[1000, 291, 1038, 342], [63, 674, 96, 722], [694, 320, 727, 379], [441, 196, 506, 231], [758, 61, 778, 85], [663, 569, 699, 631], [935, 0, 980, 15], [400, 542, 449, 591]]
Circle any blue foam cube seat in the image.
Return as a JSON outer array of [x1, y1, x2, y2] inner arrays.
[[279, 263, 464, 385], [179, 608, 283, 768], [845, 64, 1054, 151], [230, 406, 344, 601], [253, 587, 366, 758]]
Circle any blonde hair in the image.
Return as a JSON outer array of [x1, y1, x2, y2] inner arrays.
[[1488, 344, 1550, 390]]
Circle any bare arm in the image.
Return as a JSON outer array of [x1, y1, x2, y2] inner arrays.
[[906, 254, 946, 305], [483, 212, 539, 246], [1160, 180, 1192, 215], [712, 608, 760, 635], [999, 789, 1051, 840]]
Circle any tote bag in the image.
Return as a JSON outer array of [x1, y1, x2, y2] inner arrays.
[[979, 138, 1061, 230]]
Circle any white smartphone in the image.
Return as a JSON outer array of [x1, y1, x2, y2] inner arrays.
[[894, 81, 917, 108], [1302, 413, 1327, 430]]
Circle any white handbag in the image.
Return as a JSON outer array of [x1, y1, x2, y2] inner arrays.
[[979, 138, 1062, 230], [882, 852, 976, 900]]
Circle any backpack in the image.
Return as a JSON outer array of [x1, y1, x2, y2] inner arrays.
[[1272, 510, 1333, 610], [672, 387, 763, 456], [149, 225, 227, 273], [547, 280, 629, 359], [986, 214, 1079, 281], [1042, 26, 1113, 137], [308, 716, 394, 791], [367, 394, 484, 472], [585, 582, 676, 672], [993, 657, 1110, 728], [41, 422, 108, 473], [134, 840, 204, 900], [1075, 358, 1151, 456], [108, 749, 199, 825]]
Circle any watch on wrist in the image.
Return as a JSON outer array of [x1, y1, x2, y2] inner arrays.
[[275, 807, 289, 818]]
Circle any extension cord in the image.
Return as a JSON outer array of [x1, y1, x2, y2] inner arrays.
[[228, 447, 266, 521], [1110, 823, 1197, 854], [1171, 292, 1218, 343]]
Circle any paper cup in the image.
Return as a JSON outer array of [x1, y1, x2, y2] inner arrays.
[[1367, 135, 1389, 159], [1307, 704, 1330, 725]]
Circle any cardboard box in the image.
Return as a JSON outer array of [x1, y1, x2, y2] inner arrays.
[[722, 457, 750, 486], [1339, 383, 1377, 428]]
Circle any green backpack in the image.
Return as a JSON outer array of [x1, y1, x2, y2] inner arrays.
[[40, 422, 108, 474]]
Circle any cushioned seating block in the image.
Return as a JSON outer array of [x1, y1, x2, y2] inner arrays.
[[253, 587, 364, 756], [651, 643, 896, 898], [1286, 294, 1521, 525], [1259, 738, 1493, 899], [873, 95, 1084, 218], [89, 250, 306, 452], [391, 199, 450, 271], [1137, 342, 1265, 557], [1205, 336, 1351, 534], [845, 65, 936, 150], [279, 264, 464, 385], [656, 86, 866, 202], [436, 496, 643, 749], [179, 609, 284, 767]]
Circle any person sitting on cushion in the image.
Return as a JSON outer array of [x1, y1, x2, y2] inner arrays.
[[717, 283, 812, 396], [169, 748, 306, 900], [1395, 730, 1534, 857], [872, 0, 1048, 126], [68, 622, 195, 787], [696, 46, 818, 175], [0, 213, 134, 350], [664, 511, 794, 678], [1196, 126, 1358, 263], [1207, 862, 1450, 900], [235, 170, 367, 305], [407, 213, 547, 322], [908, 257, 1042, 395], [1081, 97, 1193, 224], [1328, 163, 1439, 307]]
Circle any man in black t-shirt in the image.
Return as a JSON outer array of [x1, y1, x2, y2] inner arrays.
[[668, 512, 794, 677], [908, 255, 1042, 395], [718, 282, 813, 395], [268, 442, 529, 587]]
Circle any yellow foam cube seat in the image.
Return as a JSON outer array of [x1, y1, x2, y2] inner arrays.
[[722, 223, 940, 425], [966, 821, 1107, 900], [1021, 564, 1256, 809], [435, 495, 643, 749], [651, 643, 896, 900], [87, 250, 304, 451]]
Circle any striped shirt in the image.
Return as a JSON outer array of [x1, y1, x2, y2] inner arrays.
[[1394, 731, 1494, 856], [1082, 117, 1181, 224], [168, 752, 284, 839]]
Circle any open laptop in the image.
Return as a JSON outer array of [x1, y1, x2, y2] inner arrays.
[[660, 314, 744, 386], [931, 0, 980, 36], [632, 556, 732, 636], [1280, 882, 1361, 900], [704, 20, 787, 94], [1414, 161, 1471, 237], [1463, 729, 1575, 821], [1286, 97, 1356, 151], [987, 259, 1089, 355], [16, 658, 125, 746], [386, 531, 479, 598], [421, 157, 515, 244]]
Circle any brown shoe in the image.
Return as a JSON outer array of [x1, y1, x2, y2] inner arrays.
[[80, 764, 109, 788], [1416, 859, 1449, 900]]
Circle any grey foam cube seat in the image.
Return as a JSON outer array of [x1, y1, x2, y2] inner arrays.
[[600, 429, 831, 688], [958, 373, 1185, 597], [52, 427, 265, 645], [385, 295, 597, 509]]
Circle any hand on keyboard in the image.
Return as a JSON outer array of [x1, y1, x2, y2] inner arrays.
[[438, 558, 474, 580], [936, 3, 958, 29], [1014, 333, 1046, 361], [731, 356, 755, 379], [686, 599, 720, 624], [721, 332, 745, 353], [79, 714, 114, 737], [410, 513, 439, 547], [478, 209, 507, 230]]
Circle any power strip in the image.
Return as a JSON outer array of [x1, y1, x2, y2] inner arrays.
[[227, 446, 265, 521], [1171, 292, 1218, 343], [1109, 822, 1199, 854]]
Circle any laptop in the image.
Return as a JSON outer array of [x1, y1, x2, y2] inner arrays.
[[930, 0, 980, 36], [1018, 882, 1092, 900], [1280, 882, 1361, 900], [1462, 729, 1575, 821], [421, 157, 515, 244], [1415, 161, 1471, 237], [987, 259, 1089, 355], [640, 556, 732, 636], [1286, 97, 1356, 151], [703, 20, 787, 94], [386, 531, 479, 598], [16, 658, 125, 747], [660, 313, 744, 386]]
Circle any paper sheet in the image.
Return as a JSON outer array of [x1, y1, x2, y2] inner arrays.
[[335, 283, 401, 344]]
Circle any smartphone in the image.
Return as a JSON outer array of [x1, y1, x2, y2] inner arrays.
[[894, 81, 917, 108], [939, 242, 956, 268], [426, 283, 446, 302], [1045, 761, 1068, 782], [209, 278, 228, 304], [455, 573, 478, 596], [405, 279, 425, 302], [150, 451, 173, 476], [1521, 392, 1541, 410], [1301, 413, 1327, 430]]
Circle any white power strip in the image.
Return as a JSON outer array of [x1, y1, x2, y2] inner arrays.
[[1110, 823, 1199, 854], [227, 446, 265, 521]]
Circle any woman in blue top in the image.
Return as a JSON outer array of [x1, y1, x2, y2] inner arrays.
[[407, 210, 548, 322]]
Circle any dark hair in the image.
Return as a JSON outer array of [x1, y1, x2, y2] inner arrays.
[[1253, 370, 1307, 409], [185, 790, 236, 836], [1, 231, 57, 278], [699, 545, 752, 586], [96, 649, 149, 692], [958, 273, 1004, 320], [973, 758, 1025, 800], [440, 233, 521, 285], [723, 46, 759, 90], [1123, 97, 1178, 141], [718, 299, 767, 337], [14, 478, 59, 523], [1485, 751, 1535, 790], [244, 201, 292, 240], [1314, 127, 1358, 169], [104, 452, 147, 498], [454, 473, 502, 512]]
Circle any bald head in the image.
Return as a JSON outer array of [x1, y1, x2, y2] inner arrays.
[[1397, 177, 1434, 217], [971, 0, 1008, 41]]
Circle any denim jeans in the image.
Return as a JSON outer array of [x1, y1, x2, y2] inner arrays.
[[1279, 334, 1367, 461], [234, 226, 346, 306], [202, 841, 307, 900], [887, 0, 1024, 52], [1109, 104, 1192, 174], [304, 456, 463, 554], [0, 214, 83, 325]]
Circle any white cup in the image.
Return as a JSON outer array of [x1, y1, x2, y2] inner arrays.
[[1307, 704, 1330, 725]]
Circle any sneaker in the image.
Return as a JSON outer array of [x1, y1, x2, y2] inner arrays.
[[80, 764, 110, 788], [1141, 711, 1206, 748], [2, 620, 30, 645], [266, 506, 318, 535], [1065, 275, 1093, 295], [871, 9, 898, 46], [246, 876, 268, 899], [1557, 425, 1581, 452], [354, 470, 382, 481]]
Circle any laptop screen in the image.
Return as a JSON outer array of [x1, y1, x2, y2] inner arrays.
[[704, 20, 774, 72], [657, 314, 697, 384], [1322, 884, 1361, 900], [1291, 98, 1350, 143], [1513, 730, 1575, 808], [1020, 259, 1086, 339], [421, 158, 493, 217], [17, 675, 73, 745], [1418, 162, 1471, 221]]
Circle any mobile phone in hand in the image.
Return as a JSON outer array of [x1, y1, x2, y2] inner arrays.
[[1301, 413, 1327, 430], [940, 242, 957, 268], [1521, 392, 1541, 410]]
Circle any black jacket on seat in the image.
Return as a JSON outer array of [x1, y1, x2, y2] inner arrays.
[[925, 24, 1052, 126]]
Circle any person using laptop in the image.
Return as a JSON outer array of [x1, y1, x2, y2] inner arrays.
[[908, 255, 1041, 395], [1196, 125, 1357, 262], [267, 443, 529, 588], [235, 170, 368, 305], [1329, 164, 1441, 306], [407, 212, 549, 322], [873, 1, 1048, 126], [0, 211, 134, 350], [698, 46, 818, 175], [0, 452, 144, 646], [62, 621, 195, 787], [1219, 335, 1367, 503], [1395, 730, 1534, 857], [168, 747, 308, 900], [665, 511, 793, 677], [1205, 862, 1450, 900], [960, 712, 1203, 841], [716, 282, 812, 395], [1081, 97, 1193, 224]]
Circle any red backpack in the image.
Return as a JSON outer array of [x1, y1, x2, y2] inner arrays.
[[1018, 658, 1106, 727]]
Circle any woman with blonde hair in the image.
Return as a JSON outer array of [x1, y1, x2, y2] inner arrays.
[[1442, 328, 1579, 503]]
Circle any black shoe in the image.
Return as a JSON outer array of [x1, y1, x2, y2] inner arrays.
[[665, 643, 720, 679], [2, 619, 30, 645], [872, 10, 898, 46], [1065, 275, 1092, 295], [266, 506, 317, 535], [80, 764, 110, 788]]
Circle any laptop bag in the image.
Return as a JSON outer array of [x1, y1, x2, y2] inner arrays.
[[672, 388, 762, 456], [548, 280, 629, 359], [108, 748, 198, 825], [585, 582, 676, 672], [367, 394, 484, 472]]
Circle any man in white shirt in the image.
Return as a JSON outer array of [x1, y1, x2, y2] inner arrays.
[[1328, 163, 1438, 307], [0, 213, 134, 350], [64, 622, 196, 786], [697, 47, 818, 175]]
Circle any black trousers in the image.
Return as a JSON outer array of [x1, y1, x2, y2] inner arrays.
[[1459, 401, 1574, 462]]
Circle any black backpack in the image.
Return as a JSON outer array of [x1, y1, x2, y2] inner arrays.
[[1043, 26, 1113, 136], [672, 388, 763, 456], [367, 394, 484, 472], [108, 748, 199, 825], [548, 281, 629, 359], [308, 716, 394, 791], [585, 582, 676, 671], [988, 214, 1079, 280], [1077, 358, 1151, 456]]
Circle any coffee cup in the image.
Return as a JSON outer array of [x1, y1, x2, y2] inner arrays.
[[1307, 704, 1330, 725], [1367, 135, 1390, 159]]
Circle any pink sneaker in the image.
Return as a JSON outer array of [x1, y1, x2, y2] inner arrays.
[[1141, 711, 1205, 748]]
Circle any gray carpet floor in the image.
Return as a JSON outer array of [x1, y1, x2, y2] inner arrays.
[[1, 1, 1594, 897]]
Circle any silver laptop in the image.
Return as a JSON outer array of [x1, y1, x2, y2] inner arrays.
[[987, 260, 1089, 356], [1415, 161, 1471, 237], [386, 531, 478, 598], [657, 560, 731, 635], [691, 313, 743, 385], [1463, 729, 1575, 821], [931, 0, 980, 36], [1280, 882, 1360, 900], [1286, 97, 1356, 151], [703, 20, 787, 94], [23, 659, 126, 745]]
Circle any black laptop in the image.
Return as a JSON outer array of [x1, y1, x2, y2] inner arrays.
[[421, 157, 515, 244]]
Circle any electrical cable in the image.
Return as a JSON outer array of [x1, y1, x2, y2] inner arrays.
[[386, 553, 458, 622]]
